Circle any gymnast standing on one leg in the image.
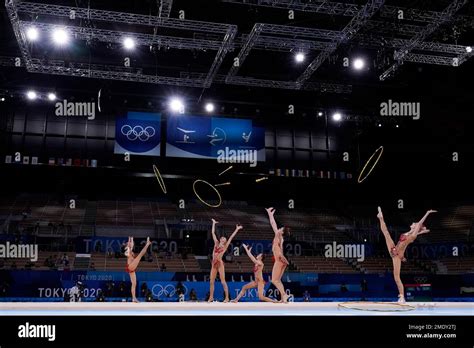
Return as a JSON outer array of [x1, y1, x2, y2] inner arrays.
[[232, 244, 277, 303], [266, 207, 290, 303], [208, 219, 243, 302], [377, 207, 437, 303], [125, 236, 152, 303]]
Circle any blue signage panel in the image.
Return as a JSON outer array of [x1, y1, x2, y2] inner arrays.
[[166, 115, 265, 161], [76, 237, 181, 254], [114, 111, 161, 156], [1, 271, 473, 300]]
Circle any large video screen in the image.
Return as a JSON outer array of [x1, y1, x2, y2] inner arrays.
[[166, 115, 265, 163]]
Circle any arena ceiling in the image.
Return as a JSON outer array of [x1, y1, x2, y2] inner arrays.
[[0, 0, 473, 119]]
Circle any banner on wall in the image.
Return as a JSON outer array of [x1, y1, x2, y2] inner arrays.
[[114, 111, 161, 156], [2, 272, 472, 300], [166, 115, 265, 163], [225, 240, 312, 257], [76, 237, 181, 254]]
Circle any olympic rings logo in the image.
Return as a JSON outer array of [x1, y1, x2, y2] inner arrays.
[[121, 125, 156, 141], [151, 284, 188, 297], [414, 276, 428, 284]]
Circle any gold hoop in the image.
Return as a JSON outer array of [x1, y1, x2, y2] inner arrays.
[[152, 165, 167, 194], [193, 179, 222, 208], [357, 146, 384, 183], [338, 301, 416, 312]]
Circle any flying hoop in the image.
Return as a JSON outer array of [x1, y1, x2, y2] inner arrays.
[[152, 165, 167, 194], [357, 146, 384, 183], [193, 179, 222, 208], [338, 301, 416, 312]]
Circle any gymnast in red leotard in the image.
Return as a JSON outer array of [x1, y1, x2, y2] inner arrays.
[[208, 219, 242, 302], [125, 236, 152, 303], [266, 207, 290, 303], [377, 207, 437, 304], [232, 244, 277, 303]]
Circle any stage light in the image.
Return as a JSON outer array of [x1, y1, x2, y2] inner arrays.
[[466, 46, 472, 53], [186, 234, 190, 239], [26, 90, 37, 100], [353, 58, 365, 70], [295, 52, 305, 63], [123, 37, 136, 50], [396, 124, 399, 128], [378, 123, 382, 127], [318, 111, 324, 116], [52, 28, 69, 46], [169, 98, 184, 113], [0, 97, 5, 102], [26, 27, 39, 42], [332, 112, 342, 121], [47, 93, 57, 101], [205, 103, 215, 113]]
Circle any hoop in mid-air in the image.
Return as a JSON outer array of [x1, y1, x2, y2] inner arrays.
[[357, 146, 384, 183], [193, 179, 222, 208], [338, 301, 416, 312], [152, 165, 167, 194]]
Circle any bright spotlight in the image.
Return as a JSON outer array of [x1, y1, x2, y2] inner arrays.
[[169, 98, 184, 113], [205, 103, 215, 113], [466, 46, 472, 53], [52, 28, 69, 46], [378, 123, 382, 127], [26, 90, 37, 100], [332, 112, 342, 121], [396, 124, 399, 128], [0, 97, 5, 102], [295, 52, 305, 63], [123, 37, 136, 50], [318, 111, 323, 116], [26, 27, 39, 41], [47, 93, 57, 101], [353, 58, 365, 70]]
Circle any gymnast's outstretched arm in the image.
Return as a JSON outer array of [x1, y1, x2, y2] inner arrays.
[[243, 244, 258, 264], [225, 224, 242, 249], [413, 210, 437, 235], [211, 218, 218, 244], [265, 207, 280, 235], [417, 228, 431, 236]]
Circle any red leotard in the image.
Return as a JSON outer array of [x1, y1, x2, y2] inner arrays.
[[390, 234, 409, 262], [253, 263, 266, 283], [272, 235, 287, 264], [212, 245, 225, 268]]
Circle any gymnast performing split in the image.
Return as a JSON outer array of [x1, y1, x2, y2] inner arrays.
[[377, 207, 437, 303], [125, 236, 152, 303], [232, 244, 277, 303], [208, 219, 242, 302], [266, 207, 290, 303]]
